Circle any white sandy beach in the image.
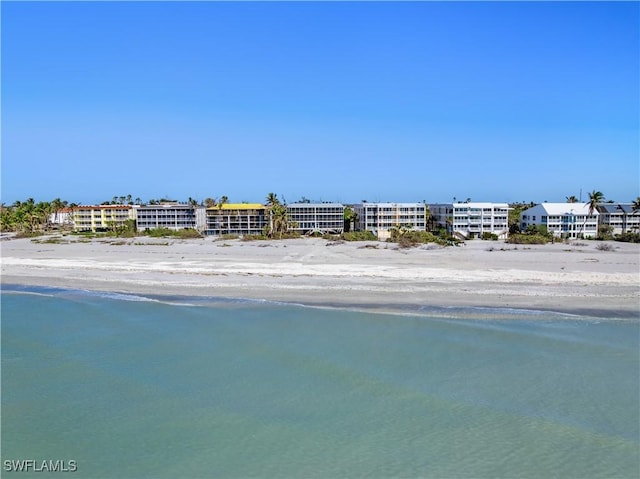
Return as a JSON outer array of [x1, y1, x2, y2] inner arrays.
[[1, 235, 639, 318]]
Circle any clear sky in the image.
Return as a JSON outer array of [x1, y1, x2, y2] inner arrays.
[[2, 1, 638, 205]]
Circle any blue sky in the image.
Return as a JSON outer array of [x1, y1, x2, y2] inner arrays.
[[2, 1, 638, 205]]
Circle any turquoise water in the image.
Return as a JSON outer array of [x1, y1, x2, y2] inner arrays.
[[2, 286, 639, 478]]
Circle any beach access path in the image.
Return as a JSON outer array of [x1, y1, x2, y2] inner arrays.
[[2, 235, 639, 318]]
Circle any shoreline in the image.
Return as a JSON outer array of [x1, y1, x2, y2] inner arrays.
[[3, 282, 636, 321], [2, 236, 639, 320]]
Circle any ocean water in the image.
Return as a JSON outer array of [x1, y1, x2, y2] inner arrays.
[[2, 285, 639, 479]]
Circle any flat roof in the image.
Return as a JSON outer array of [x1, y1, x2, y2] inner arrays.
[[287, 203, 344, 208], [138, 204, 194, 209], [73, 205, 133, 209], [207, 203, 265, 211]]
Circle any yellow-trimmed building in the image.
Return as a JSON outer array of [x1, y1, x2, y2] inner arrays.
[[71, 205, 137, 232], [205, 203, 267, 236]]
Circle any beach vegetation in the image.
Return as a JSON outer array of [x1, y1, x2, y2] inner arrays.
[[217, 234, 240, 240], [240, 234, 265, 241], [1, 198, 56, 234], [144, 228, 202, 239], [481, 232, 499, 241], [341, 231, 377, 241], [264, 193, 293, 239], [508, 202, 531, 234], [507, 233, 550, 244], [615, 232, 640, 243], [507, 224, 552, 244], [343, 206, 357, 232], [597, 224, 614, 241], [595, 243, 615, 251], [389, 225, 461, 248], [31, 236, 65, 244]]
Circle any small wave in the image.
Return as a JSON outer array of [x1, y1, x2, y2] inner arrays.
[[1, 284, 62, 297], [73, 289, 208, 308], [1, 289, 56, 298], [76, 289, 158, 303]]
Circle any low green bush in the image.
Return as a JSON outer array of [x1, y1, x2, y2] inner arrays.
[[145, 228, 202, 239], [507, 233, 550, 244], [615, 232, 640, 243], [341, 231, 378, 241]]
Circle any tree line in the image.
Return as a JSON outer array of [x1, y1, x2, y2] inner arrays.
[[2, 192, 639, 239]]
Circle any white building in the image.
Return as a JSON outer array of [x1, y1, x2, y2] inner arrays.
[[429, 202, 510, 239], [520, 203, 599, 239], [286, 203, 344, 235], [48, 208, 73, 229], [596, 204, 640, 235], [205, 204, 268, 236], [354, 203, 427, 240], [136, 203, 206, 232]]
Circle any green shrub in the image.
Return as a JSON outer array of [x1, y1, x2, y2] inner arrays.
[[174, 229, 202, 239], [482, 232, 499, 241], [597, 224, 614, 241], [145, 228, 202, 239], [341, 231, 378, 241], [241, 234, 267, 241], [146, 228, 175, 237], [389, 228, 461, 247], [507, 233, 550, 244], [615, 232, 640, 243]]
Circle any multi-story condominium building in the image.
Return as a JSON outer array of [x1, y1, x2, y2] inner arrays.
[[354, 203, 427, 240], [205, 203, 267, 236], [520, 203, 598, 239], [596, 204, 640, 235], [286, 203, 344, 235], [71, 205, 137, 232], [429, 202, 510, 239], [136, 203, 206, 232]]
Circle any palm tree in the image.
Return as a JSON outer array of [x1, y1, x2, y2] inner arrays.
[[51, 198, 65, 225], [271, 203, 289, 239], [265, 193, 279, 236], [581, 190, 604, 238], [264, 193, 290, 238], [566, 195, 578, 203], [344, 206, 357, 232], [266, 192, 279, 207], [218, 196, 229, 210], [204, 197, 217, 208], [627, 197, 640, 234]]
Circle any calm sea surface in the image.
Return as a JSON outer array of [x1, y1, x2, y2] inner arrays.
[[2, 285, 639, 478]]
